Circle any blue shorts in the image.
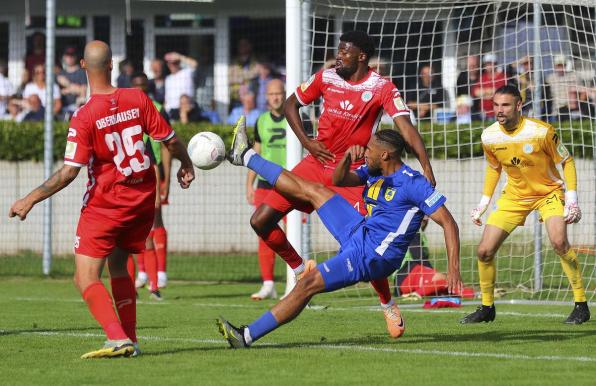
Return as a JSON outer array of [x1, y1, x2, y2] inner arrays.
[[316, 195, 399, 292]]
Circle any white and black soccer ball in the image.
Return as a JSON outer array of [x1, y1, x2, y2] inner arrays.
[[187, 131, 226, 170]]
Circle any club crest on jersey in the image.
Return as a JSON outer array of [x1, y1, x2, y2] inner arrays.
[[361, 91, 373, 102], [523, 143, 533, 154], [384, 187, 396, 201], [300, 74, 315, 92], [393, 96, 406, 111]]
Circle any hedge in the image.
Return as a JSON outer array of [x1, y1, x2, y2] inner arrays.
[[0, 120, 592, 162]]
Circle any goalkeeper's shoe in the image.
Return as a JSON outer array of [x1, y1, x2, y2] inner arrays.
[[383, 303, 406, 339], [157, 271, 168, 289], [135, 272, 147, 289], [296, 259, 317, 281], [460, 305, 496, 324], [216, 317, 249, 349], [150, 289, 163, 301], [227, 116, 249, 166], [564, 302, 590, 324], [251, 284, 277, 301], [80, 339, 134, 359]]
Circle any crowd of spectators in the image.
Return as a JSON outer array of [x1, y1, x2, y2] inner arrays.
[[1, 33, 594, 125]]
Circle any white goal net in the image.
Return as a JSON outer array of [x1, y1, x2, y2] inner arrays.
[[300, 0, 595, 302]]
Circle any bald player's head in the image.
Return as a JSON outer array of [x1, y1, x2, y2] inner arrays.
[[82, 40, 112, 71], [266, 78, 285, 112]]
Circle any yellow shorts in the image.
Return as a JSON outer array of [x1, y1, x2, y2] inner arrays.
[[486, 191, 564, 233]]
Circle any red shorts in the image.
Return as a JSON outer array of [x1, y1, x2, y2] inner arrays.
[[74, 209, 154, 258], [262, 156, 366, 215]]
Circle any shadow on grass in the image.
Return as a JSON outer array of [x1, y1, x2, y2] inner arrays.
[[0, 325, 167, 337]]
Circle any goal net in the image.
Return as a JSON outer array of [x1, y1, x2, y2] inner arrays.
[[300, 0, 595, 302]]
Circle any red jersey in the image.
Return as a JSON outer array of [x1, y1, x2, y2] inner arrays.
[[472, 71, 507, 117], [64, 88, 174, 222], [295, 68, 410, 167]]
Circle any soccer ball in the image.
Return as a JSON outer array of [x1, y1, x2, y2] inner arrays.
[[187, 131, 226, 170]]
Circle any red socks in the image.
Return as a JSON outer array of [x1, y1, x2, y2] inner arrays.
[[137, 251, 145, 273], [153, 226, 167, 273], [370, 278, 392, 304], [258, 239, 276, 281], [144, 249, 159, 292], [110, 276, 137, 342], [126, 255, 136, 282], [262, 225, 303, 269], [82, 282, 128, 341]]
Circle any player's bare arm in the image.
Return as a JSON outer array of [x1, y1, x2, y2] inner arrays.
[[160, 144, 172, 202], [429, 205, 463, 294], [332, 145, 365, 187], [284, 93, 334, 164], [393, 115, 436, 186], [163, 135, 195, 189], [9, 164, 80, 221]]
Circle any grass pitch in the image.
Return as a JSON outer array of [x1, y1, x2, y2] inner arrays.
[[1, 277, 595, 386]]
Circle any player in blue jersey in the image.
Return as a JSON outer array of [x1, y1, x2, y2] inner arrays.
[[217, 118, 462, 347]]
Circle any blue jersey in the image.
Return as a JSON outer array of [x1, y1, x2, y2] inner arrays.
[[355, 163, 446, 260]]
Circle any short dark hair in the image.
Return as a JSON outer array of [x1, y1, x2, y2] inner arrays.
[[339, 30, 375, 61], [494, 84, 522, 101], [131, 72, 148, 81], [375, 129, 406, 156]]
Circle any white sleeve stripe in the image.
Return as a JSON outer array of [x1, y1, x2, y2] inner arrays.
[[64, 160, 84, 168], [391, 111, 411, 118], [374, 206, 418, 256], [294, 92, 307, 106], [153, 131, 175, 142]]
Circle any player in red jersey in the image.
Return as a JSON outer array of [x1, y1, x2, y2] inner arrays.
[[249, 31, 437, 338], [8, 41, 195, 358]]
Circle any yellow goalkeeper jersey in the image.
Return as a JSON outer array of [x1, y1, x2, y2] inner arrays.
[[481, 117, 571, 199]]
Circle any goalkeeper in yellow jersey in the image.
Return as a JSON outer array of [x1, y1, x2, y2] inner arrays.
[[461, 85, 589, 325]]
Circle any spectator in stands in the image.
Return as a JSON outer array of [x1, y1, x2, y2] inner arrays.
[[56, 47, 87, 117], [228, 38, 259, 108], [117, 59, 134, 88], [0, 59, 13, 116], [577, 86, 596, 118], [25, 32, 45, 77], [1, 96, 25, 121], [169, 94, 207, 123], [456, 54, 481, 118], [455, 95, 473, 125], [250, 62, 278, 112], [406, 64, 447, 120], [22, 94, 45, 122], [471, 53, 506, 119], [164, 52, 197, 114], [510, 56, 534, 114], [148, 58, 166, 104], [227, 87, 262, 127], [546, 55, 580, 120], [559, 86, 595, 120], [22, 64, 62, 116], [201, 99, 222, 124]]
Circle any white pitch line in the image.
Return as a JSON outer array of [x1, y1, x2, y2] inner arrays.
[[5, 330, 595, 363]]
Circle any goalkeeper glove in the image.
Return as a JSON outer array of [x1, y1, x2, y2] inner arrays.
[[471, 195, 491, 226], [563, 190, 582, 224]]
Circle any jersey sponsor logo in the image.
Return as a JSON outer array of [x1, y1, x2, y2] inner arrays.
[[494, 146, 507, 152], [424, 191, 443, 207], [339, 100, 354, 111], [268, 128, 286, 144], [523, 143, 533, 154], [402, 169, 413, 177], [557, 143, 569, 158], [361, 90, 373, 102], [65, 141, 77, 159], [67, 128, 77, 138], [510, 156, 534, 168], [322, 263, 330, 272], [393, 96, 406, 111], [327, 87, 344, 94], [511, 156, 521, 166], [300, 74, 315, 92], [95, 108, 140, 130], [345, 257, 354, 272], [384, 187, 396, 201]]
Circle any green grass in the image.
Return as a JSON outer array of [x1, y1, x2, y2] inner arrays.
[[1, 277, 595, 385]]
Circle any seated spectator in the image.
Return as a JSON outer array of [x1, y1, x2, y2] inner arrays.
[[117, 59, 134, 88], [0, 59, 13, 116], [227, 89, 262, 127], [200, 99, 222, 124], [148, 58, 166, 104], [546, 55, 581, 119], [471, 53, 506, 119], [22, 64, 61, 116], [164, 52, 197, 114], [228, 38, 258, 108], [169, 94, 207, 123], [1, 96, 26, 121], [56, 47, 87, 117], [22, 94, 45, 122], [406, 64, 447, 120]]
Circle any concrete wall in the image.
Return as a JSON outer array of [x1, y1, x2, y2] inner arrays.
[[2, 159, 594, 255]]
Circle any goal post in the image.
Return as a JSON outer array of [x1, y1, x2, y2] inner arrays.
[[294, 0, 596, 302]]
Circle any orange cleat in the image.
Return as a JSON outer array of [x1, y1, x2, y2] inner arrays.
[[383, 303, 405, 339]]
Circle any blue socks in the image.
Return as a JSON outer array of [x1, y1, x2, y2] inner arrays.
[[247, 311, 279, 342], [246, 153, 283, 186]]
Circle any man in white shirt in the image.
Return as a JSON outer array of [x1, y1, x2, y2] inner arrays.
[[0, 60, 13, 115], [22, 64, 62, 115], [163, 52, 197, 114]]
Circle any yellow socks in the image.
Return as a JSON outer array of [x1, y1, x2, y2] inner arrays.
[[478, 258, 496, 306], [559, 249, 586, 302]]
